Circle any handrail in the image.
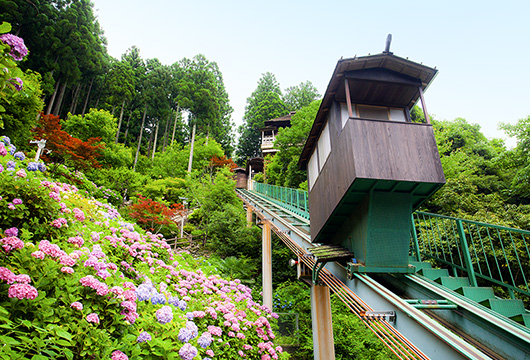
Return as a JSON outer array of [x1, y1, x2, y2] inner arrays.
[[252, 181, 309, 219], [411, 211, 530, 299], [249, 183, 530, 300]]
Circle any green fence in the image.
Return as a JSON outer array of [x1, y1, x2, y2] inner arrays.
[[411, 211, 530, 299], [252, 182, 309, 219]]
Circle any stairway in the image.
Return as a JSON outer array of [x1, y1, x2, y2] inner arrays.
[[410, 259, 530, 327]]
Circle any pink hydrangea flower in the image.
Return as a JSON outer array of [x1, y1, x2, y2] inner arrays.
[[86, 313, 100, 324], [8, 283, 38, 300], [31, 251, 45, 259], [71, 301, 83, 310], [61, 267, 74, 274], [67, 236, 84, 247], [15, 274, 31, 284], [73, 208, 85, 221], [12, 198, 22, 205], [0, 143, 6, 156], [1, 236, 24, 252], [111, 350, 128, 360], [15, 169, 26, 178], [50, 218, 68, 228], [0, 267, 16, 284]]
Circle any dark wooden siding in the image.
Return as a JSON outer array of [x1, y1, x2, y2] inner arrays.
[[308, 117, 444, 240]]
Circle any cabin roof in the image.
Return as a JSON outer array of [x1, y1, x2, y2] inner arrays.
[[299, 52, 437, 169], [260, 111, 295, 131]]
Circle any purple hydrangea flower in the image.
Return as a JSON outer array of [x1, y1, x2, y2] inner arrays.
[[7, 160, 15, 170], [0, 33, 28, 61], [13, 151, 25, 161], [136, 284, 151, 302], [38, 163, 46, 172], [197, 333, 212, 348], [168, 295, 180, 306], [137, 331, 152, 343], [178, 299, 187, 311], [4, 227, 18, 237], [155, 306, 173, 324], [178, 328, 193, 343], [9, 77, 23, 91], [178, 343, 198, 360], [186, 321, 198, 338], [9, 145, 16, 155]]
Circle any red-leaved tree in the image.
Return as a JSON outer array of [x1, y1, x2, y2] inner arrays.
[[33, 113, 104, 170], [127, 195, 185, 233]]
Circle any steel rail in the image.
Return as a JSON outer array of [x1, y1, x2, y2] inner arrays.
[[237, 189, 430, 359]]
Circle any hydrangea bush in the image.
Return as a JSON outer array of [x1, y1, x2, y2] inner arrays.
[[0, 137, 287, 359]]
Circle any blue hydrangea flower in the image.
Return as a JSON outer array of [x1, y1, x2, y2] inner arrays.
[[178, 299, 187, 311], [9, 145, 16, 155], [137, 331, 152, 343], [13, 151, 25, 161], [38, 163, 46, 172], [151, 292, 166, 305], [186, 312, 194, 320], [7, 160, 16, 171], [27, 162, 39, 171], [168, 295, 180, 306], [178, 343, 198, 360], [0, 136, 11, 146]]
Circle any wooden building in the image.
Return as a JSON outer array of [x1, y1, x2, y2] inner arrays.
[[299, 51, 445, 273], [260, 112, 295, 156]]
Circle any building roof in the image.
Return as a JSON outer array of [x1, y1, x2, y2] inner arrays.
[[261, 111, 295, 131], [299, 52, 438, 169]]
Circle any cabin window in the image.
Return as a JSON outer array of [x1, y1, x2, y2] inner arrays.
[[340, 103, 357, 128], [358, 105, 389, 121], [389, 108, 406, 122], [317, 122, 331, 169], [308, 148, 319, 190]]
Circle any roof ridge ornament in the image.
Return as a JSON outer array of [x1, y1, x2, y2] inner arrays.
[[383, 34, 393, 54]]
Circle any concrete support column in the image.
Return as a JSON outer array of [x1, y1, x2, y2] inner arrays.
[[262, 221, 273, 310], [246, 207, 253, 228], [311, 284, 335, 360]]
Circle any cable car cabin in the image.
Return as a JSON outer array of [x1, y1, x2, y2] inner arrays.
[[299, 52, 445, 274]]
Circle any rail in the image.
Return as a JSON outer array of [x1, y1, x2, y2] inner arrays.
[[252, 181, 309, 219], [411, 211, 530, 299]]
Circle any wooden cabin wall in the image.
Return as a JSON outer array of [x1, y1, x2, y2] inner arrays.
[[308, 107, 444, 240]]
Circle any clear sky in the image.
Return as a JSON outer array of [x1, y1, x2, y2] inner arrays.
[[91, 0, 530, 147]]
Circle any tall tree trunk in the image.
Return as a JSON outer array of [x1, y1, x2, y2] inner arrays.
[[52, 81, 67, 116], [146, 125, 154, 158], [82, 77, 94, 116], [71, 83, 84, 115], [68, 84, 80, 114], [46, 78, 61, 115], [187, 123, 196, 173], [133, 104, 147, 171], [115, 99, 126, 144], [124, 110, 132, 145], [171, 106, 179, 145], [151, 119, 160, 160], [162, 113, 170, 151]]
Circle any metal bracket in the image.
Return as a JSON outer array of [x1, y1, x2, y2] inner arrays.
[[312, 261, 326, 285], [359, 310, 396, 324]]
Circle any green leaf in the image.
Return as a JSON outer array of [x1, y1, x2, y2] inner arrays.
[[0, 22, 11, 34], [55, 339, 71, 347], [63, 349, 74, 360], [0, 335, 20, 345], [55, 329, 72, 340], [31, 355, 49, 360]]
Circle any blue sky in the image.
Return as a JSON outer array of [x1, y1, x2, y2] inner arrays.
[[91, 0, 530, 147]]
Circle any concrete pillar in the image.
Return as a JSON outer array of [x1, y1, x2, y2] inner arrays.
[[246, 207, 253, 228], [311, 284, 335, 360], [262, 221, 273, 310]]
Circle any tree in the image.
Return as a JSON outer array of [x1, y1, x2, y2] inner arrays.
[[236, 72, 287, 164], [63, 108, 118, 144], [105, 59, 135, 143], [283, 80, 320, 112], [32, 113, 104, 170]]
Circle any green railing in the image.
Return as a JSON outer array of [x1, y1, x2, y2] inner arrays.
[[252, 181, 309, 219], [411, 211, 530, 299]]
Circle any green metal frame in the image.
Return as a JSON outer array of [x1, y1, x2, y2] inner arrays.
[[411, 211, 530, 299], [251, 183, 530, 300]]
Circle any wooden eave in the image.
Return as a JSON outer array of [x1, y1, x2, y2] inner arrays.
[[299, 53, 438, 169]]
